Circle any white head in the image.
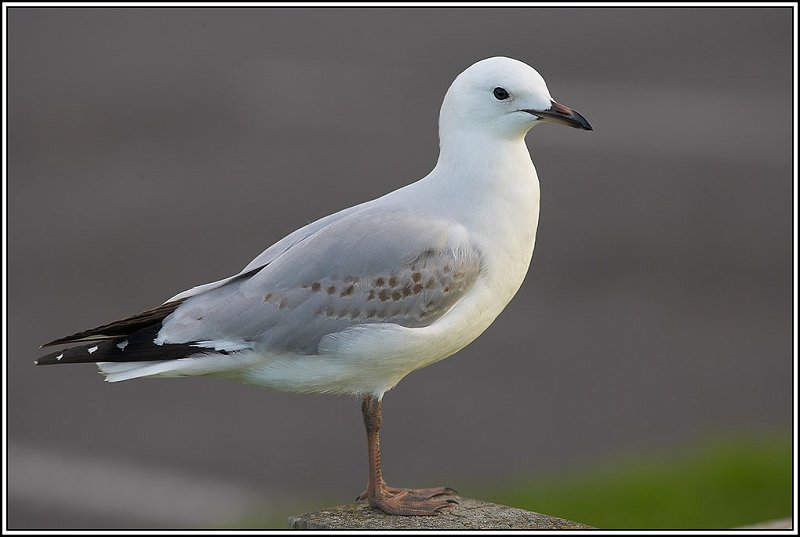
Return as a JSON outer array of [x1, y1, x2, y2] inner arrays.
[[438, 57, 592, 144]]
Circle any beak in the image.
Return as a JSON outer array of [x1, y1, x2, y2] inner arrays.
[[524, 100, 593, 131]]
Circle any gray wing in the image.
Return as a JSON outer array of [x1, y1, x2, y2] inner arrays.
[[167, 199, 373, 302], [157, 207, 482, 354]]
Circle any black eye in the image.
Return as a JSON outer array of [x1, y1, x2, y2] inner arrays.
[[493, 87, 510, 100]]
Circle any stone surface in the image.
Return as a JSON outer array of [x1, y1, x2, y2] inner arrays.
[[288, 497, 592, 529]]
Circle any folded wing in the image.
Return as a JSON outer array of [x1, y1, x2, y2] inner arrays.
[[37, 206, 482, 366]]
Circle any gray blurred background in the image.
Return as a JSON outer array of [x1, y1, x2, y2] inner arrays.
[[7, 7, 793, 529]]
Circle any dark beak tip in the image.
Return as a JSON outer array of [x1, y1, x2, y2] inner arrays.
[[570, 109, 593, 132], [527, 104, 593, 131]]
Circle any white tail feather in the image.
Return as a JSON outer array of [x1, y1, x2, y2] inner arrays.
[[96, 350, 263, 382]]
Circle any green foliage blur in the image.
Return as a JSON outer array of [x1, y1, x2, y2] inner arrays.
[[485, 431, 792, 529], [230, 430, 792, 529]]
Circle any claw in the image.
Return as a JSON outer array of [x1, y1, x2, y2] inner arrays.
[[434, 502, 457, 514]]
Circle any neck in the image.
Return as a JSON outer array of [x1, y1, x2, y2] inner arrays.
[[404, 130, 540, 244], [427, 130, 537, 197]]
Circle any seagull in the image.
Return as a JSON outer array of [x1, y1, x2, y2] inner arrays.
[[36, 56, 592, 516]]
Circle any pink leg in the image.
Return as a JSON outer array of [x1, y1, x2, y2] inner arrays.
[[358, 395, 458, 516]]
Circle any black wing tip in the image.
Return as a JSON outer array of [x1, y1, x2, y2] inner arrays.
[[40, 335, 106, 348], [35, 347, 76, 365], [40, 337, 81, 349], [34, 325, 221, 366], [39, 299, 186, 349]]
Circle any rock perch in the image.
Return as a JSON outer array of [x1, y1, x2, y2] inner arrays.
[[288, 497, 592, 529]]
